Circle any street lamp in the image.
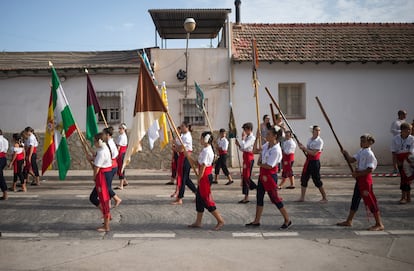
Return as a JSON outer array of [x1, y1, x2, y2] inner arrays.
[[184, 17, 196, 98]]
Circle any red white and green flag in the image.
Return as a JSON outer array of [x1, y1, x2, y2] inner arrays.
[[86, 74, 101, 144], [42, 63, 76, 180]]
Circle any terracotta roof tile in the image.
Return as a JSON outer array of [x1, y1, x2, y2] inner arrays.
[[232, 23, 414, 63]]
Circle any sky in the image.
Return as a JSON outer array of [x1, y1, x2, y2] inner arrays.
[[1, 0, 413, 52]]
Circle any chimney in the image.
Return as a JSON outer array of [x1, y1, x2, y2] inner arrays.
[[235, 0, 241, 24]]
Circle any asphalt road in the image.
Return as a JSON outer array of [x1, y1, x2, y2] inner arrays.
[[0, 168, 413, 271]]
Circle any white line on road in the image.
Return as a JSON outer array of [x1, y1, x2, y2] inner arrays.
[[113, 233, 176, 238], [232, 232, 263, 238], [354, 231, 389, 236], [7, 194, 39, 198], [263, 232, 299, 237], [388, 230, 414, 235]]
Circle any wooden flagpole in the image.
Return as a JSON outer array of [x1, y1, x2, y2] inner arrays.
[[252, 39, 262, 146], [264, 87, 306, 157], [315, 96, 354, 173]]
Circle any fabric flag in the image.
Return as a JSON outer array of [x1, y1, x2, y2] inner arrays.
[[42, 89, 56, 175], [122, 56, 168, 170], [228, 104, 237, 139], [86, 74, 101, 145], [47, 65, 77, 180], [159, 81, 169, 149], [195, 81, 205, 113]]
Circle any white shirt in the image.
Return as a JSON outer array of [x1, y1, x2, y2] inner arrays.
[[391, 134, 414, 154], [217, 137, 229, 152], [390, 119, 406, 136], [26, 134, 38, 148], [198, 145, 214, 166], [116, 133, 128, 147], [353, 147, 377, 171], [261, 142, 282, 168], [0, 135, 8, 153], [107, 138, 119, 159], [176, 132, 193, 151], [239, 133, 255, 152], [13, 146, 24, 155], [282, 138, 296, 154], [307, 136, 323, 151], [94, 146, 112, 168]]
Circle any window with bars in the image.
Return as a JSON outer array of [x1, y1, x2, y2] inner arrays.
[[96, 91, 123, 124], [180, 98, 206, 126], [278, 83, 306, 119]]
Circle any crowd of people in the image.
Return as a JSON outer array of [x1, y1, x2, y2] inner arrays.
[[1, 109, 413, 233]]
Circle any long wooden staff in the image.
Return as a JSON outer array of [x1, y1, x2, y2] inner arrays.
[[264, 87, 306, 156], [164, 111, 199, 177], [229, 103, 242, 176], [270, 103, 277, 126], [315, 96, 354, 173]]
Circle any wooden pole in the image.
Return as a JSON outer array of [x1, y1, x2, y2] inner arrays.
[[164, 111, 199, 177], [74, 124, 94, 168], [253, 71, 262, 146], [203, 105, 214, 135], [270, 103, 277, 126], [264, 87, 306, 156], [315, 96, 354, 173]]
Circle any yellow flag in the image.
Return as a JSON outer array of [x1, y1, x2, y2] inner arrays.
[[159, 81, 169, 149]]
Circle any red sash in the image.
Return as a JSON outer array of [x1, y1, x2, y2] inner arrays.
[[282, 153, 294, 177], [198, 165, 215, 208], [0, 152, 6, 158], [242, 152, 254, 180], [176, 151, 192, 190], [95, 167, 111, 219], [259, 167, 282, 204], [302, 152, 321, 175], [111, 158, 118, 169], [116, 146, 127, 176], [219, 150, 227, 155]]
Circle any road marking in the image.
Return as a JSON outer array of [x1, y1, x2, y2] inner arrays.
[[7, 194, 39, 198], [354, 231, 389, 236], [0, 232, 60, 238], [113, 233, 176, 238], [232, 232, 263, 238], [75, 195, 90, 198], [388, 230, 414, 235], [263, 232, 299, 237], [155, 195, 172, 198]]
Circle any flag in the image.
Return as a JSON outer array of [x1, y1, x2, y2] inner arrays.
[[195, 81, 204, 113], [159, 81, 169, 149], [42, 89, 55, 175], [46, 65, 77, 180], [86, 74, 101, 144], [228, 104, 237, 139], [123, 55, 168, 170]]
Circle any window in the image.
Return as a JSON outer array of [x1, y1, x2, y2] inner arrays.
[[180, 98, 207, 126], [97, 91, 123, 124], [278, 83, 306, 119]]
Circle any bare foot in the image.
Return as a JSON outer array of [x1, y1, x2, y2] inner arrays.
[[96, 226, 110, 232], [213, 221, 224, 231], [188, 223, 202, 228], [368, 225, 384, 231], [319, 198, 328, 204], [171, 199, 182, 205], [295, 198, 305, 202], [114, 198, 122, 208], [170, 192, 177, 198], [336, 221, 352, 227]]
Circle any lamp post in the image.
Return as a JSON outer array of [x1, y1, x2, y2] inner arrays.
[[184, 17, 196, 98]]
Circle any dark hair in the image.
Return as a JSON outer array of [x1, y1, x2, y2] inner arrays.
[[398, 110, 407, 117], [360, 134, 375, 144], [103, 126, 114, 136], [95, 132, 112, 157], [201, 131, 213, 144], [262, 114, 269, 121], [12, 133, 23, 146], [182, 121, 192, 132], [219, 128, 226, 133], [24, 127, 34, 133], [0, 129, 2, 135], [268, 126, 283, 139], [400, 122, 411, 131], [242, 122, 253, 130], [313, 125, 320, 131]]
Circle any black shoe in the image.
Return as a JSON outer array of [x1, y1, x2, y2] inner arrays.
[[165, 181, 174, 185], [238, 199, 250, 204], [225, 180, 234, 185], [211, 180, 218, 184], [280, 221, 292, 230], [245, 222, 260, 227]]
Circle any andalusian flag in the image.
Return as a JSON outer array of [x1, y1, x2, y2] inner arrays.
[[159, 81, 169, 149], [122, 55, 168, 170], [86, 74, 101, 144], [42, 63, 76, 180]]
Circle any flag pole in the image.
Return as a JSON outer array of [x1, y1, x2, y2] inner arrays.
[[264, 87, 306, 157], [252, 39, 262, 146], [202, 105, 214, 135], [85, 69, 108, 128], [164, 111, 199, 177], [315, 96, 354, 173]]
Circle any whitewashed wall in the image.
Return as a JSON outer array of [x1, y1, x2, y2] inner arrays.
[[232, 62, 414, 166], [0, 74, 138, 133], [151, 48, 230, 130]]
